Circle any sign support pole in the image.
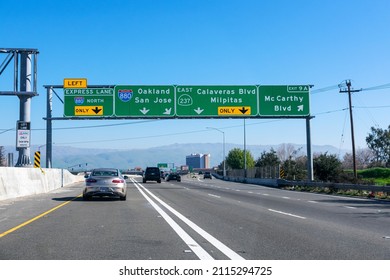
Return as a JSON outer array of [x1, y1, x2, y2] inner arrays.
[[306, 116, 314, 181], [16, 53, 32, 167], [46, 86, 53, 168]]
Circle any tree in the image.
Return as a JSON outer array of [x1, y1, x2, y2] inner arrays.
[[366, 125, 390, 167], [342, 148, 374, 169], [255, 148, 281, 167], [313, 152, 342, 182], [226, 148, 255, 169], [282, 155, 307, 180], [277, 144, 299, 162]]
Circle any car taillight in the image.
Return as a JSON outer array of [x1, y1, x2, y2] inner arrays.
[[112, 179, 124, 184], [86, 178, 97, 183]]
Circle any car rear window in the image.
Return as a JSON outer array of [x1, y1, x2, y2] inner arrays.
[[92, 171, 118, 176], [146, 168, 159, 173]]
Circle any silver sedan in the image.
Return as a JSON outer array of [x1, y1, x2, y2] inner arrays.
[[82, 168, 128, 201]]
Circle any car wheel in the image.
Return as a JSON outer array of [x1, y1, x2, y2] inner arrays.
[[120, 195, 127, 201], [143, 178, 146, 183], [158, 179, 161, 183], [83, 195, 90, 201]]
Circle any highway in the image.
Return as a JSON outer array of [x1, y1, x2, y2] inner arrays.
[[0, 175, 389, 260]]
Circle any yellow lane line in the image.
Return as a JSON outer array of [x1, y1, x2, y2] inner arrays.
[[0, 194, 82, 238]]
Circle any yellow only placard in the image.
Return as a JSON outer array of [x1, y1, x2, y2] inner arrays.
[[74, 106, 103, 116], [217, 106, 251, 115]]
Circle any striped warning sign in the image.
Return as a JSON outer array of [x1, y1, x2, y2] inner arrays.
[[279, 166, 285, 179], [34, 151, 41, 168]]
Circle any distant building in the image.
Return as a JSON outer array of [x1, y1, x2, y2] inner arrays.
[[203, 154, 210, 169], [186, 153, 211, 169]]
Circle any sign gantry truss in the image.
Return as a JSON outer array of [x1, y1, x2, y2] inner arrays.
[[55, 84, 311, 120], [43, 82, 314, 182]]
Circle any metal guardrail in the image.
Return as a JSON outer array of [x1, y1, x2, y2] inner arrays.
[[215, 174, 390, 193], [277, 179, 390, 192]]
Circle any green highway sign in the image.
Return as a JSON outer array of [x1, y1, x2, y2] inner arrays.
[[63, 85, 311, 119], [175, 85, 258, 117], [259, 85, 310, 117], [64, 88, 114, 117], [114, 85, 175, 117]]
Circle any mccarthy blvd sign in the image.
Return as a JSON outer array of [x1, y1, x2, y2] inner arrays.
[[259, 85, 310, 117], [63, 84, 311, 118]]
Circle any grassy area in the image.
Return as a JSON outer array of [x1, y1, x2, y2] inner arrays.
[[357, 167, 390, 185]]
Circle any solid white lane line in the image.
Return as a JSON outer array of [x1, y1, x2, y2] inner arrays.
[[268, 209, 306, 220], [344, 206, 357, 209], [208, 194, 221, 199], [134, 179, 245, 260], [132, 180, 213, 260], [308, 201, 318, 203]]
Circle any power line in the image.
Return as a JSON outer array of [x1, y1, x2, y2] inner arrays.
[[361, 83, 390, 91], [354, 105, 390, 109], [311, 84, 340, 94], [55, 128, 209, 145], [313, 107, 349, 116], [1, 119, 159, 132], [2, 82, 390, 148]]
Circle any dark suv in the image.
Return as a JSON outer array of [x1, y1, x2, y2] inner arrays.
[[143, 167, 161, 183]]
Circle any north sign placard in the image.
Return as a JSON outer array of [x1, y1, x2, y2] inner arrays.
[[64, 88, 114, 117], [114, 85, 175, 117], [258, 85, 310, 117], [175, 85, 258, 117]]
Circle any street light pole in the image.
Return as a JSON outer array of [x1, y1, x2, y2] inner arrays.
[[206, 127, 226, 177], [244, 119, 247, 179]]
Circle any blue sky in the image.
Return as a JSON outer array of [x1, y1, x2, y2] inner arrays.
[[1, 0, 389, 154]]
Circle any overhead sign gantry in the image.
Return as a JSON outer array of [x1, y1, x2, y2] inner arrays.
[[63, 82, 310, 118], [45, 79, 314, 181]]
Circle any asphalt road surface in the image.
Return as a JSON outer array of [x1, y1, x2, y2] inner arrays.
[[1, 175, 389, 260]]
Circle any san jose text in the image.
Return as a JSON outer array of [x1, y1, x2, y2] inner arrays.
[[132, 87, 173, 104]]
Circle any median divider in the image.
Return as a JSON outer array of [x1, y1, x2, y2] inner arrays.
[[0, 167, 84, 201]]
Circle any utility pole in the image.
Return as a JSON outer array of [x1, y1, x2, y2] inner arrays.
[[339, 80, 361, 180]]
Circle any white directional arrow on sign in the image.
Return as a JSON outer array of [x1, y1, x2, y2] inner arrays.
[[297, 105, 304, 111], [163, 108, 172, 115], [194, 107, 204, 114], [140, 107, 150, 115]]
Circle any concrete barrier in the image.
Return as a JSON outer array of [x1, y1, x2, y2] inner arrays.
[[0, 167, 84, 201]]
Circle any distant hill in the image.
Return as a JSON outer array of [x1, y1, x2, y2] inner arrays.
[[3, 143, 349, 170]]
